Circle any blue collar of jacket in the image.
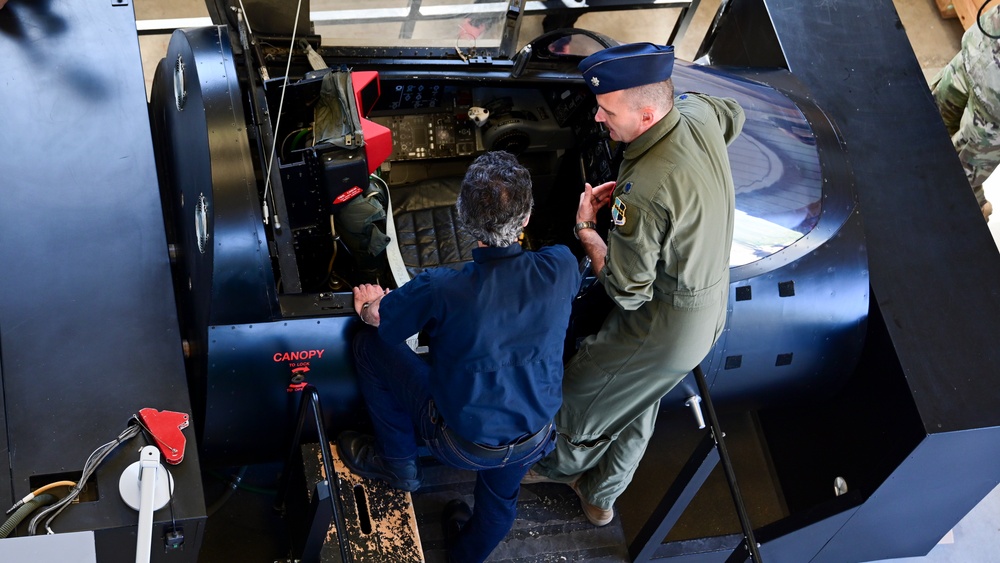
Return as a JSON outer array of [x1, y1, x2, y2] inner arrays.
[[472, 242, 524, 263]]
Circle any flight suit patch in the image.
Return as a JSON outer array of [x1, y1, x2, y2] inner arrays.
[[612, 196, 627, 226]]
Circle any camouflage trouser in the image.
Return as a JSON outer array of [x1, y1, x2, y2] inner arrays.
[[930, 53, 1000, 207]]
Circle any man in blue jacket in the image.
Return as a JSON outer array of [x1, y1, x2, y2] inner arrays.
[[339, 150, 582, 563]]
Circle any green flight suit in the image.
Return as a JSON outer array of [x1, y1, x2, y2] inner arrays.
[[536, 92, 745, 511]]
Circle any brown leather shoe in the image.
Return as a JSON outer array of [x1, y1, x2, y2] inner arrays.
[[571, 481, 614, 527]]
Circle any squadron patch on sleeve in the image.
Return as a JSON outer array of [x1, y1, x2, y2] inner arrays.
[[612, 196, 627, 226]]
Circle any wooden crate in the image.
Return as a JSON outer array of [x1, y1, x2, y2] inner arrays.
[[936, 0, 957, 19], [953, 0, 1000, 30]]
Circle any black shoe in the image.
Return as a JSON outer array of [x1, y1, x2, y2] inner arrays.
[[336, 431, 422, 492], [441, 499, 472, 551]]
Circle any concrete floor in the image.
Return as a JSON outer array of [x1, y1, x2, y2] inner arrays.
[[129, 1, 999, 561]]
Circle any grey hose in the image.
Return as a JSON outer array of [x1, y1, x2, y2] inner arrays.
[[1, 493, 56, 538]]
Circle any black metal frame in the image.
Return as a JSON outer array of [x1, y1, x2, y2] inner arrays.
[[630, 366, 763, 563], [276, 386, 351, 562]]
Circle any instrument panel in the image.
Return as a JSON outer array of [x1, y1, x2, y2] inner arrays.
[[369, 80, 592, 163], [372, 113, 478, 160]]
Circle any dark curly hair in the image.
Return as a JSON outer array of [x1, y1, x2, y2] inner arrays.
[[457, 151, 534, 247]]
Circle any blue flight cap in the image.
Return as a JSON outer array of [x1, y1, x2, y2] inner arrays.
[[578, 43, 675, 95]]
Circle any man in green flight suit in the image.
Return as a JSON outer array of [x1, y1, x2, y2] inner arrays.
[[529, 42, 746, 527]]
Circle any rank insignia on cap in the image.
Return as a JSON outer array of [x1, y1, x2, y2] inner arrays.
[[612, 197, 627, 226], [623, 182, 632, 194], [579, 43, 675, 95]]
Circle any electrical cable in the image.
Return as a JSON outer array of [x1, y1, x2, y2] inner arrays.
[[0, 493, 56, 538], [28, 423, 144, 535], [978, 0, 1000, 39], [206, 466, 247, 517], [369, 172, 388, 192], [292, 127, 312, 150], [280, 127, 307, 161], [30, 481, 77, 496], [324, 214, 344, 291], [5, 481, 75, 516], [206, 469, 278, 496], [169, 496, 177, 530], [259, 0, 304, 228], [164, 492, 183, 551]]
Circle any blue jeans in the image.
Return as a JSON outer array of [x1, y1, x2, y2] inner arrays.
[[353, 328, 555, 563]]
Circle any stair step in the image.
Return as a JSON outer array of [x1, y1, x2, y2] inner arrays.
[[302, 443, 425, 562]]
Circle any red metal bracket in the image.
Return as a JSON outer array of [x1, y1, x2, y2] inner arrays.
[[138, 408, 190, 465]]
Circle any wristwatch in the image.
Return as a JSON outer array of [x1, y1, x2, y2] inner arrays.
[[573, 221, 597, 240]]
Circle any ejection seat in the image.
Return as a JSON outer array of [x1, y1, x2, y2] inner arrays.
[[389, 177, 477, 278]]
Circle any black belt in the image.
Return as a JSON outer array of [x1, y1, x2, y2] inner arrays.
[[440, 416, 553, 464]]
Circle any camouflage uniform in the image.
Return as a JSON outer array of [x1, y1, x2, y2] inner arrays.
[[534, 93, 745, 511], [930, 6, 1000, 218]]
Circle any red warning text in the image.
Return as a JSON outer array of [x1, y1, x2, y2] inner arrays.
[[273, 349, 325, 362]]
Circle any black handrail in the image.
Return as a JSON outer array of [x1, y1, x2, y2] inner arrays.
[[276, 384, 352, 563], [694, 365, 763, 563]]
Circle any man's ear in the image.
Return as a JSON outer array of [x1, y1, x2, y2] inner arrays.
[[522, 214, 531, 227]]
